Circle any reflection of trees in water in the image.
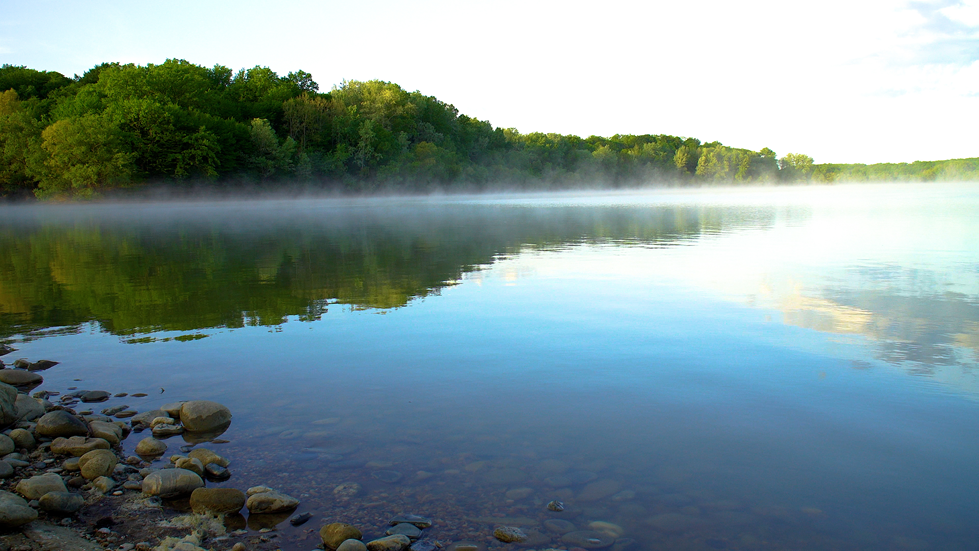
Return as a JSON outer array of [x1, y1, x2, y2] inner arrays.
[[0, 203, 774, 339]]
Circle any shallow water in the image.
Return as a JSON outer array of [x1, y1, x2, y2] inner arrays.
[[2, 183, 978, 550]]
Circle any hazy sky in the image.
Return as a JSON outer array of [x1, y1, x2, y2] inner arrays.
[[2, 0, 976, 164]]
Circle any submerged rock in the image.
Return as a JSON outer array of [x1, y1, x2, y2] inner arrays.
[[493, 526, 528, 543], [141, 468, 204, 498], [245, 487, 299, 514], [190, 487, 246, 515], [321, 523, 363, 549], [561, 530, 616, 549], [367, 535, 411, 551], [179, 401, 231, 432]]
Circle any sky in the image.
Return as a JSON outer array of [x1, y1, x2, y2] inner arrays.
[[1, 0, 976, 164]]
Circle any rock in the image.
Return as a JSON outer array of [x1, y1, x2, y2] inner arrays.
[[150, 416, 175, 428], [36, 411, 89, 438], [78, 449, 117, 480], [190, 487, 246, 515], [14, 394, 45, 421], [577, 479, 622, 502], [89, 421, 124, 445], [135, 437, 167, 457], [91, 476, 116, 493], [0, 490, 37, 527], [160, 402, 185, 419], [0, 434, 14, 455], [141, 468, 204, 498], [0, 345, 14, 356], [63, 457, 80, 471], [337, 539, 368, 551], [321, 523, 363, 549], [587, 521, 624, 538], [0, 460, 13, 478], [187, 448, 229, 467], [175, 457, 205, 477], [493, 526, 527, 543], [114, 410, 137, 419], [444, 542, 486, 551], [27, 360, 58, 371], [9, 428, 35, 450], [38, 491, 85, 514], [333, 482, 361, 498], [245, 487, 299, 514], [0, 382, 18, 427], [80, 391, 110, 403], [547, 500, 565, 512], [11, 359, 28, 369], [367, 535, 412, 551], [101, 405, 128, 416], [389, 514, 432, 529], [290, 511, 313, 526], [203, 463, 230, 481], [152, 422, 184, 437], [15, 473, 68, 499], [50, 436, 110, 456], [544, 519, 576, 534], [409, 541, 438, 551], [0, 369, 42, 388], [179, 401, 231, 432], [387, 523, 422, 539], [560, 531, 616, 549], [129, 409, 166, 428], [372, 470, 402, 483]]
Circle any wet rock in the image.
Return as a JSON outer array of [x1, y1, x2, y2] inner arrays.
[[16, 473, 68, 499], [0, 434, 14, 455], [321, 522, 363, 549], [338, 540, 368, 551], [588, 521, 625, 538], [290, 511, 313, 526], [89, 420, 124, 445], [151, 422, 184, 437], [101, 405, 128, 416], [372, 470, 403, 483], [63, 457, 80, 472], [190, 487, 246, 515], [129, 409, 166, 428], [141, 468, 204, 498], [493, 526, 528, 543], [0, 382, 18, 427], [36, 411, 89, 438], [544, 519, 576, 534], [0, 369, 42, 388], [51, 436, 111, 457], [561, 530, 616, 549], [160, 402, 185, 419], [174, 457, 205, 477], [91, 476, 116, 493], [80, 391, 110, 403], [0, 345, 14, 356], [367, 535, 412, 551], [387, 523, 422, 539], [179, 401, 231, 432], [9, 428, 35, 450], [79, 449, 117, 480], [38, 491, 85, 514], [28, 360, 58, 371], [409, 541, 438, 551], [187, 448, 229, 467], [444, 542, 486, 551], [389, 514, 432, 529], [134, 437, 167, 457], [0, 460, 13, 478], [114, 410, 137, 419], [203, 463, 230, 481], [245, 487, 299, 514], [547, 500, 565, 512], [0, 490, 37, 527], [14, 394, 45, 421]]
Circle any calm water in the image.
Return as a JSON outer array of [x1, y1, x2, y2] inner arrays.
[[1, 183, 978, 550]]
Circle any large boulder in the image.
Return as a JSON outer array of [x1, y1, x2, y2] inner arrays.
[[14, 394, 45, 421], [15, 473, 67, 500], [0, 490, 37, 528], [36, 411, 89, 438], [141, 468, 204, 498], [179, 401, 232, 432], [38, 491, 85, 514], [0, 369, 42, 389], [190, 488, 246, 515], [0, 382, 18, 427], [88, 421, 124, 445], [134, 437, 167, 457]]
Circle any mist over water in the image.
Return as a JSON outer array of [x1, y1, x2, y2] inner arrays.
[[2, 183, 978, 550]]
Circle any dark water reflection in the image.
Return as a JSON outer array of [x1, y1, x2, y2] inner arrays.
[[1, 185, 978, 551]]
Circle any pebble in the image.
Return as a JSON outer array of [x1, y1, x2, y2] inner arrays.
[[493, 526, 528, 543], [289, 511, 312, 526], [367, 535, 411, 551], [547, 500, 565, 511], [386, 523, 422, 539], [80, 390, 110, 403]]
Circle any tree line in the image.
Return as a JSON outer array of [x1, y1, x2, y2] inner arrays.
[[0, 60, 974, 199]]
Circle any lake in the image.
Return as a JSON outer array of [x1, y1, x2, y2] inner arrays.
[[1, 183, 977, 550]]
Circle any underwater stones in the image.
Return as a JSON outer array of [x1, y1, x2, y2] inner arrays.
[[38, 491, 84, 514], [561, 530, 616, 549], [0, 369, 42, 388], [179, 401, 231, 432], [544, 519, 576, 534], [588, 521, 625, 538], [372, 470, 403, 483], [389, 514, 432, 529], [15, 473, 68, 499], [78, 449, 117, 480], [245, 486, 299, 514], [578, 479, 622, 502], [444, 542, 486, 551], [386, 523, 422, 539], [135, 437, 167, 457], [337, 540, 368, 551], [493, 526, 528, 543], [36, 411, 88, 438], [190, 487, 246, 515], [290, 512, 313, 526], [151, 421, 184, 437], [321, 523, 363, 549], [203, 463, 230, 481], [80, 390, 110, 403], [367, 535, 411, 551], [334, 482, 361, 499], [547, 500, 565, 512], [141, 468, 204, 498], [0, 490, 37, 528]]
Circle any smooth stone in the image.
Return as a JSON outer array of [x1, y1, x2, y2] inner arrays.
[[141, 468, 204, 498], [561, 531, 616, 549], [160, 402, 185, 419], [15, 473, 68, 499], [386, 523, 422, 539], [0, 490, 38, 527], [114, 410, 137, 419], [129, 409, 166, 427], [337, 540, 368, 551], [179, 401, 232, 432], [321, 523, 363, 549], [588, 521, 624, 538], [150, 416, 175, 428], [409, 541, 437, 551], [80, 391, 110, 403], [578, 479, 623, 502], [367, 535, 411, 551], [389, 514, 432, 529], [646, 513, 705, 533], [14, 394, 45, 421], [190, 487, 246, 514], [444, 542, 486, 551], [101, 405, 128, 416], [0, 434, 14, 455], [89, 421, 124, 445], [493, 526, 528, 543], [79, 449, 117, 480], [547, 500, 565, 512], [0, 369, 42, 387], [289, 511, 313, 526], [51, 436, 111, 457], [245, 488, 299, 513], [0, 460, 13, 478], [0, 382, 18, 427], [544, 519, 576, 534], [122, 481, 142, 491], [92, 476, 116, 493], [187, 448, 229, 467], [204, 463, 230, 481], [9, 428, 35, 450], [36, 411, 88, 438], [28, 360, 58, 371], [38, 491, 85, 514], [63, 457, 80, 472], [372, 470, 403, 483], [175, 457, 205, 477], [152, 423, 184, 437], [134, 437, 167, 457]]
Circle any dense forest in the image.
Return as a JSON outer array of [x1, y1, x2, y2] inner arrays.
[[1, 60, 976, 199]]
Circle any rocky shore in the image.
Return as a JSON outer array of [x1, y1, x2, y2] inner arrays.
[[0, 349, 639, 551]]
